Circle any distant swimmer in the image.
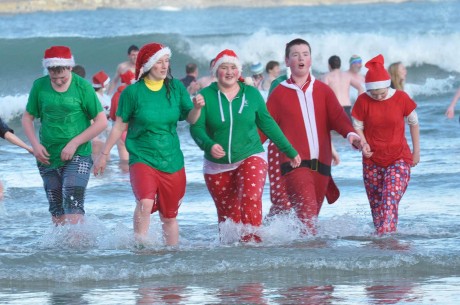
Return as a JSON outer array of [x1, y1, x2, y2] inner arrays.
[[347, 55, 365, 88], [107, 44, 139, 95], [196, 58, 217, 90], [322, 55, 364, 120], [445, 86, 460, 122], [388, 61, 407, 91]]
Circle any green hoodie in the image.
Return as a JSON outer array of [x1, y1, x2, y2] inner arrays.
[[190, 82, 297, 164]]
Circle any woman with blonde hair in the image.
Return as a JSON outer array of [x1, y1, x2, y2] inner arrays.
[[388, 61, 407, 91]]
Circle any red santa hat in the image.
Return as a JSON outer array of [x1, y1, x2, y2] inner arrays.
[[135, 42, 171, 80], [364, 54, 391, 90], [211, 49, 242, 77], [42, 46, 75, 69], [92, 70, 110, 88], [120, 70, 136, 85]]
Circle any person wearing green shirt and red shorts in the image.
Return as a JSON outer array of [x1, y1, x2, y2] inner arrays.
[[22, 46, 108, 226], [93, 43, 204, 246], [190, 49, 300, 243]]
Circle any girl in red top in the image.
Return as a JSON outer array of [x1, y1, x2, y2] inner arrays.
[[351, 54, 420, 235]]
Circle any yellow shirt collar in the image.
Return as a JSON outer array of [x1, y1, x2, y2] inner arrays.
[[144, 77, 164, 91]]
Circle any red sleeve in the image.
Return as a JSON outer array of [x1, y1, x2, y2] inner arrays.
[[351, 95, 366, 121], [401, 91, 417, 116], [110, 92, 120, 121]]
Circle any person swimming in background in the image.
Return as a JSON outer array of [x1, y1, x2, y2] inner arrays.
[[388, 61, 407, 91], [261, 60, 281, 91], [107, 44, 139, 95], [248, 61, 265, 91], [321, 55, 364, 121], [347, 55, 365, 87], [72, 64, 86, 78], [109, 69, 136, 164], [195, 59, 217, 91], [445, 86, 460, 123], [91, 70, 112, 161]]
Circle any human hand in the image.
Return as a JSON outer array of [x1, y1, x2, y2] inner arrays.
[[188, 81, 201, 96], [193, 94, 205, 109], [93, 153, 108, 176], [445, 106, 455, 119], [362, 143, 373, 158], [412, 150, 420, 167], [210, 144, 226, 159], [290, 154, 301, 168], [332, 149, 340, 166], [350, 136, 362, 151], [61, 141, 78, 161], [33, 143, 50, 165]]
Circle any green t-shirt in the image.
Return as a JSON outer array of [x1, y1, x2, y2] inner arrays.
[[190, 82, 297, 164], [117, 78, 193, 173], [26, 74, 103, 168]]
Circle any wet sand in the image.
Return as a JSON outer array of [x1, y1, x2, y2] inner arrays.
[[0, 0, 410, 14]]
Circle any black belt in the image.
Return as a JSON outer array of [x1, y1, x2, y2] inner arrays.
[[280, 159, 331, 176]]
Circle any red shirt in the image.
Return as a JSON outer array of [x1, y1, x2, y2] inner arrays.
[[352, 90, 416, 167], [266, 77, 354, 167]]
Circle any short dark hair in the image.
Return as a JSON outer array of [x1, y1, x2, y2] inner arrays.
[[265, 60, 279, 73], [185, 63, 198, 74], [285, 38, 311, 59], [328, 55, 341, 69], [127, 45, 139, 55], [48, 66, 71, 74], [72, 64, 86, 78]]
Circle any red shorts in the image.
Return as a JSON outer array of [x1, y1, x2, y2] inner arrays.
[[129, 163, 186, 218]]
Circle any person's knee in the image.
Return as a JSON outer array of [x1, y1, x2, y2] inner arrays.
[[63, 186, 86, 215], [160, 215, 177, 224]]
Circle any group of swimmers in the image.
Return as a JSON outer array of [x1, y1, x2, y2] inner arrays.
[[0, 37, 458, 247]]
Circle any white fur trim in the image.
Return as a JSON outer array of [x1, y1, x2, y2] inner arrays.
[[142, 47, 171, 73], [365, 79, 391, 91], [280, 76, 319, 159], [42, 56, 75, 68], [92, 77, 110, 88], [212, 55, 242, 77]]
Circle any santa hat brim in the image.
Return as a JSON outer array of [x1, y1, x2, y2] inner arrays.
[[42, 57, 75, 69], [92, 77, 111, 88], [212, 55, 242, 77], [365, 79, 391, 91], [142, 47, 172, 74]]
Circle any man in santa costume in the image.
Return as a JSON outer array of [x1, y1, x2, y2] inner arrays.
[[264, 38, 362, 232]]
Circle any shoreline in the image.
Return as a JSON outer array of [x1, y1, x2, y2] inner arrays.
[[0, 0, 412, 14]]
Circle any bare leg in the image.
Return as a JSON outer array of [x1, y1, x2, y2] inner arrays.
[[52, 215, 65, 226], [64, 214, 84, 225], [133, 199, 154, 242], [116, 139, 129, 162], [160, 214, 179, 246], [0, 180, 4, 200]]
